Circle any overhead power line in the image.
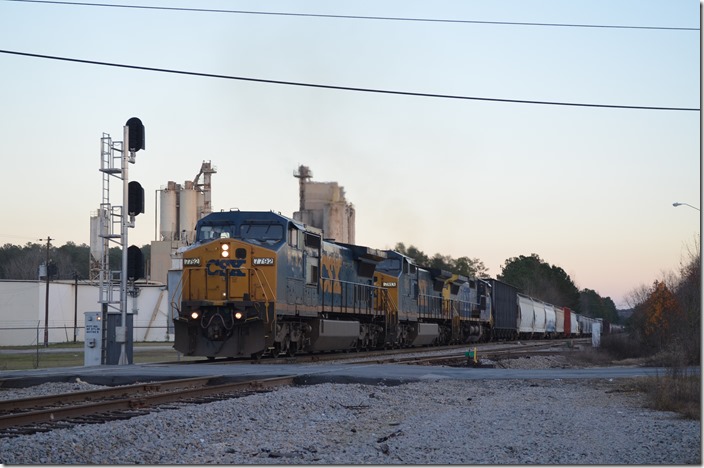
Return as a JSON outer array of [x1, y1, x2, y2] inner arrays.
[[0, 49, 698, 112], [4, 0, 699, 31]]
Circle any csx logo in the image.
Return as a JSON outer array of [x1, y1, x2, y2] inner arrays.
[[206, 259, 246, 277]]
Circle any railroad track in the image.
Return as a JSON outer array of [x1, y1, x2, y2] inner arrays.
[[0, 375, 295, 439], [177, 338, 587, 367], [365, 339, 581, 366], [167, 344, 472, 366], [0, 339, 588, 438]]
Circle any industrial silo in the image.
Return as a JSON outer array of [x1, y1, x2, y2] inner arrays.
[[179, 181, 198, 243], [159, 182, 179, 241]]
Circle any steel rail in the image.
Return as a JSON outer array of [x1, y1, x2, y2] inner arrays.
[[0, 375, 222, 412], [0, 375, 295, 433], [370, 340, 585, 366]]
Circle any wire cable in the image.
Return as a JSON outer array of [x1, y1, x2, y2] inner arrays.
[[0, 49, 698, 112], [3, 0, 700, 31]]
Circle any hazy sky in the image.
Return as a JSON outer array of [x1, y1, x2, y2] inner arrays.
[[0, 0, 700, 308]]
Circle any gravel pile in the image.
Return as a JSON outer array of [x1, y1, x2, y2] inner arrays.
[[0, 359, 700, 464]]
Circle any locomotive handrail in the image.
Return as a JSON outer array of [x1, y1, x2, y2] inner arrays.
[[321, 278, 388, 317], [418, 293, 444, 320], [244, 267, 276, 324], [172, 269, 186, 311], [379, 288, 399, 343], [380, 288, 399, 321], [445, 297, 481, 320]]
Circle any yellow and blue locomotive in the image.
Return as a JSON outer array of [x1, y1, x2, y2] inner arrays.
[[174, 210, 394, 358], [173, 210, 493, 358]]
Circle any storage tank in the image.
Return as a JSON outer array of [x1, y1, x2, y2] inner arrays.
[[179, 182, 198, 243], [160, 182, 178, 241]]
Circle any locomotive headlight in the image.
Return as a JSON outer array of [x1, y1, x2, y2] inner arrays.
[[234, 312, 243, 320], [190, 311, 200, 320], [220, 243, 230, 258]]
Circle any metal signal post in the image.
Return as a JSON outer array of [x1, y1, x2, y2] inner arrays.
[[97, 118, 144, 366], [118, 118, 145, 365], [118, 124, 131, 365]]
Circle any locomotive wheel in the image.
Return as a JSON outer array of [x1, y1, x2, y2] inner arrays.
[[288, 340, 298, 357]]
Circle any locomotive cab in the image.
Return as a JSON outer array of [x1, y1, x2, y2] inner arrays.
[[174, 211, 292, 358]]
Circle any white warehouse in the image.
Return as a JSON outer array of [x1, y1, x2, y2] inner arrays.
[[0, 280, 173, 347]]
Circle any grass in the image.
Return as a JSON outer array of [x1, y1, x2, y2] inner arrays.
[[0, 342, 199, 371], [637, 371, 701, 420], [575, 334, 702, 421]]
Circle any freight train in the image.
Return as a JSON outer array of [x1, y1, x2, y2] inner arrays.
[[172, 210, 612, 359]]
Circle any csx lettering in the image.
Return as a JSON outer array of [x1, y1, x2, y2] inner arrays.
[[206, 259, 246, 276]]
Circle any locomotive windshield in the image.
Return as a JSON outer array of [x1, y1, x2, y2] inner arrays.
[[198, 224, 234, 241], [241, 222, 284, 245]]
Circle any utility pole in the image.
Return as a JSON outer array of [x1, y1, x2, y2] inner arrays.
[[73, 271, 79, 343], [39, 236, 53, 347]]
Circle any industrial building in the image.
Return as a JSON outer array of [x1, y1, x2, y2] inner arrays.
[[149, 161, 217, 285], [293, 165, 356, 244]]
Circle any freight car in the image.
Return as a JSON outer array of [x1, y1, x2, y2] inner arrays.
[[172, 210, 493, 358], [488, 283, 589, 340], [486, 279, 519, 340]]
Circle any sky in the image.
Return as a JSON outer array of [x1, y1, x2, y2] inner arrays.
[[0, 0, 700, 309]]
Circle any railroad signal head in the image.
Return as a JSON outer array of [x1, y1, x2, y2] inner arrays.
[[126, 117, 145, 152], [127, 245, 144, 280], [128, 181, 145, 216]]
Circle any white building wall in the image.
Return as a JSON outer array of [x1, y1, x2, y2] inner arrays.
[[0, 281, 172, 346]]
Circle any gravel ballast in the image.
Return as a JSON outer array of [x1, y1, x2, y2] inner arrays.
[[0, 358, 700, 464]]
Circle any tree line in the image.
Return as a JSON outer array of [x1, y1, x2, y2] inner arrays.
[[2, 240, 620, 323], [0, 242, 151, 281], [395, 244, 619, 323], [625, 240, 700, 364]]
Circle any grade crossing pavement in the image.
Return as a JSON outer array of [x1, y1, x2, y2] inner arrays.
[[0, 359, 696, 388]]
